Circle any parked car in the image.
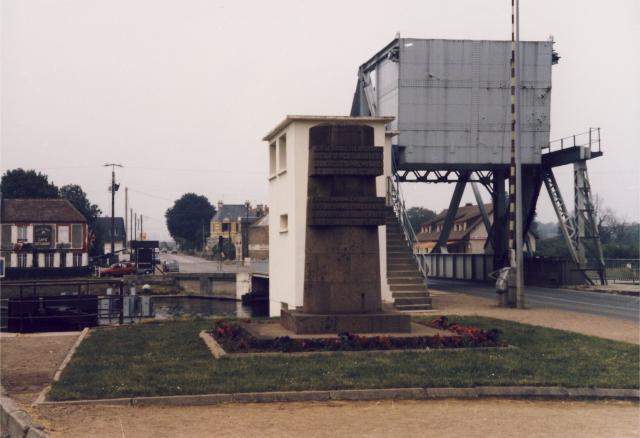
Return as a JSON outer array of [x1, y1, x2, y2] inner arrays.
[[99, 262, 136, 277], [163, 260, 179, 273]]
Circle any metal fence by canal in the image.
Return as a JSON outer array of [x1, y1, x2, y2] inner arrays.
[[0, 279, 153, 333]]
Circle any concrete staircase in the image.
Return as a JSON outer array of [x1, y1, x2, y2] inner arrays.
[[385, 209, 432, 311]]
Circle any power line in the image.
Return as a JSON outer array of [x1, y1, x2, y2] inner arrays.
[[127, 188, 175, 203]]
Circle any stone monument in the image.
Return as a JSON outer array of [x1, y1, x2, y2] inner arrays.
[[280, 123, 411, 334]]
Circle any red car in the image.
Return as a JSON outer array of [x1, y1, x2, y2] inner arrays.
[[99, 262, 136, 277]]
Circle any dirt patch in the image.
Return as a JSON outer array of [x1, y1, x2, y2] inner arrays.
[[0, 332, 79, 404], [430, 291, 640, 344], [34, 399, 639, 438]]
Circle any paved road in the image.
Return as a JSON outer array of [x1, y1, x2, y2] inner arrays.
[[428, 278, 640, 322], [159, 253, 268, 275]]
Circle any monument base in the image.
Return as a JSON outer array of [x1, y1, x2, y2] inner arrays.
[[281, 309, 411, 334]]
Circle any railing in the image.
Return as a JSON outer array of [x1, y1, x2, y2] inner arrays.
[[543, 127, 601, 154], [599, 259, 639, 284], [423, 253, 495, 282], [387, 163, 427, 278], [0, 278, 154, 332]]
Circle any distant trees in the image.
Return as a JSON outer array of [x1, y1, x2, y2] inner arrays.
[[60, 184, 102, 224], [535, 198, 638, 259], [0, 168, 59, 199], [406, 207, 437, 233], [212, 238, 236, 261], [60, 184, 103, 256], [165, 193, 216, 251]]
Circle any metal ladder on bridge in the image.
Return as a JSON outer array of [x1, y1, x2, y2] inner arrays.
[[541, 128, 606, 285]]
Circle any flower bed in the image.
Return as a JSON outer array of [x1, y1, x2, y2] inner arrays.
[[211, 318, 504, 353]]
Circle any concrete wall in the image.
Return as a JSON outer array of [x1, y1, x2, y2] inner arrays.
[[378, 132, 393, 303], [0, 385, 48, 437], [173, 274, 236, 298], [265, 116, 393, 317], [248, 225, 268, 260]]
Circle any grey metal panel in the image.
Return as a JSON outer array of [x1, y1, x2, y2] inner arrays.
[[375, 57, 399, 131], [365, 38, 552, 168], [464, 256, 473, 279], [445, 256, 454, 277]]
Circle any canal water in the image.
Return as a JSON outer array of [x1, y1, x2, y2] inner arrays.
[[152, 296, 269, 319], [2, 295, 269, 332]]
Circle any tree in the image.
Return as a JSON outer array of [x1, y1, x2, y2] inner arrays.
[[60, 184, 101, 224], [212, 238, 236, 261], [165, 193, 215, 251], [1, 168, 59, 199], [60, 184, 103, 256], [406, 207, 437, 233]]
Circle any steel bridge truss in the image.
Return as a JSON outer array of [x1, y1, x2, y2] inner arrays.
[[395, 170, 495, 195], [392, 129, 606, 285]]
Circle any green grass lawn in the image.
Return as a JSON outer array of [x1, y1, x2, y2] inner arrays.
[[49, 316, 639, 401]]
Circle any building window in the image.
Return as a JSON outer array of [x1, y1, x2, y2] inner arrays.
[[222, 222, 230, 233], [269, 142, 277, 177], [17, 253, 27, 268], [58, 226, 70, 244], [44, 253, 54, 268], [17, 226, 28, 241], [73, 253, 82, 267], [278, 134, 287, 174], [71, 224, 83, 249], [2, 224, 11, 249], [279, 214, 288, 233]]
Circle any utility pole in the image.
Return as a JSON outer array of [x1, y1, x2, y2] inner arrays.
[[508, 0, 525, 308], [104, 163, 123, 260], [202, 221, 206, 253], [140, 215, 144, 240], [134, 213, 138, 242], [130, 208, 133, 243], [124, 187, 128, 249]]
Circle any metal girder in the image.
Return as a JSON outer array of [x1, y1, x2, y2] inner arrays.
[[574, 160, 607, 284], [542, 167, 585, 276], [395, 170, 494, 194], [490, 169, 509, 268], [432, 171, 471, 254], [471, 182, 492, 235]]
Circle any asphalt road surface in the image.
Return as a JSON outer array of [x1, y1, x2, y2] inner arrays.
[[428, 278, 640, 322], [159, 252, 268, 275], [158, 253, 637, 322]]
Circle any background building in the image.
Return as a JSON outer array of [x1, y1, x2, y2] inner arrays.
[[415, 203, 536, 254], [0, 199, 90, 277], [94, 217, 126, 255], [248, 214, 269, 261], [207, 201, 267, 260]]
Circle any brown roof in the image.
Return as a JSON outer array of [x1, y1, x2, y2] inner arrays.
[[416, 203, 492, 243], [1, 199, 87, 223]]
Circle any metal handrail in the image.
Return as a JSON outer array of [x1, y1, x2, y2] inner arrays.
[[388, 161, 427, 278], [542, 127, 601, 154]]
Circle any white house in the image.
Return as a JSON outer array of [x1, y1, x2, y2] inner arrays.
[[0, 199, 89, 274], [262, 116, 394, 317]]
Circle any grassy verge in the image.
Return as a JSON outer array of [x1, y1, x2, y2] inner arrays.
[[49, 316, 639, 401]]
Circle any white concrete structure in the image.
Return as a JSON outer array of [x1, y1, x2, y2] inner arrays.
[[263, 116, 394, 317]]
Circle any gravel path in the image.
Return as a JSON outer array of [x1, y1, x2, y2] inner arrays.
[[35, 399, 639, 438], [0, 332, 79, 404]]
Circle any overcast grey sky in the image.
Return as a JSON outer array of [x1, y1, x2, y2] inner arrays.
[[2, 0, 639, 240]]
